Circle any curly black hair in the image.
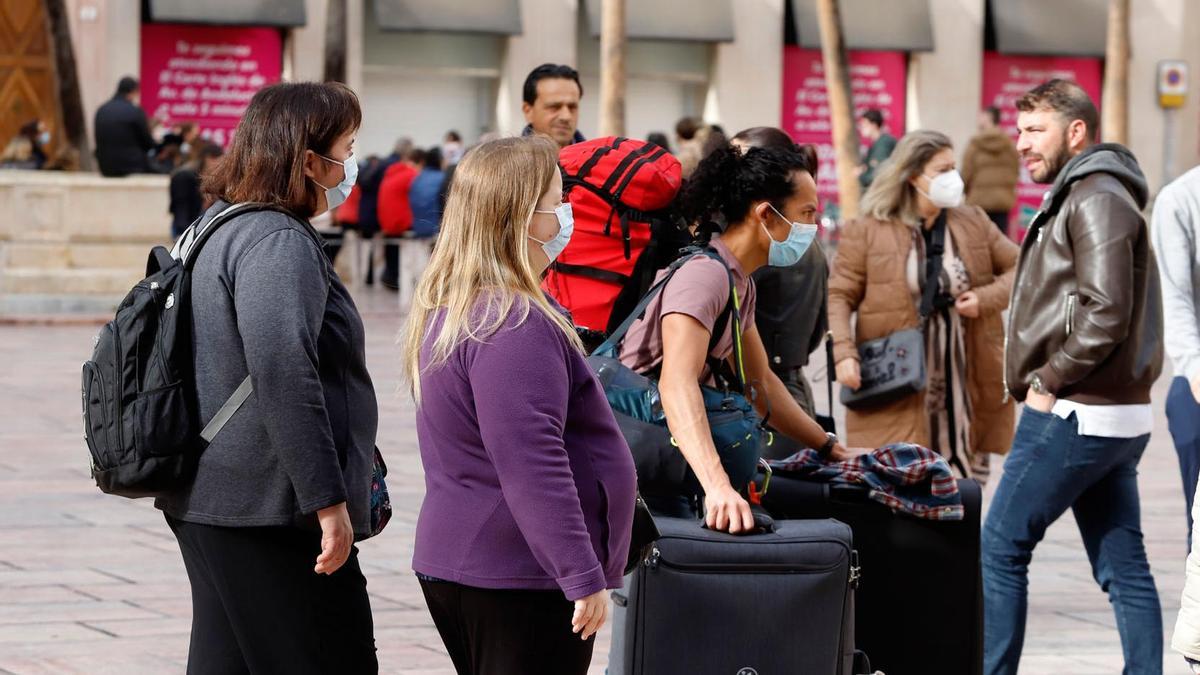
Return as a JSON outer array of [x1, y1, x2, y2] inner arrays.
[[678, 141, 812, 229]]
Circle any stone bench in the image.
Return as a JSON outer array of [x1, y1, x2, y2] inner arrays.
[[0, 171, 171, 316]]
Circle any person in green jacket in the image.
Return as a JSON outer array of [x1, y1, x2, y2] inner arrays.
[[857, 108, 897, 189]]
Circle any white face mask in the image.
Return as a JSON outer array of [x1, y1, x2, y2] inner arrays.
[[918, 169, 965, 208], [529, 202, 574, 264], [763, 204, 819, 268], [312, 152, 359, 210]]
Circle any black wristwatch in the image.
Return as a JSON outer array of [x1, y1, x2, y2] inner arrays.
[[817, 432, 838, 459]]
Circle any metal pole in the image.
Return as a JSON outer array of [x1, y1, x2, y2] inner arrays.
[[1163, 108, 1178, 185]]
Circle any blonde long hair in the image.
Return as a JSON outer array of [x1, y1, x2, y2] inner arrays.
[[399, 135, 582, 404], [860, 130, 953, 226]]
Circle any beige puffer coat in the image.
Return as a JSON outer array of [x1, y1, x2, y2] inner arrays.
[[827, 205, 1019, 454]]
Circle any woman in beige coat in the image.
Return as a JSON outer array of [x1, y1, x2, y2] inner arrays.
[[829, 130, 1018, 485]]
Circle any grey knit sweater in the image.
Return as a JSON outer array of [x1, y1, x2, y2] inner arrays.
[[155, 201, 379, 535]]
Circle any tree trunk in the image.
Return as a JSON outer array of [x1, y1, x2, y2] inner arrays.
[[815, 0, 860, 218], [1101, 0, 1129, 145], [43, 0, 92, 171], [598, 0, 626, 137], [323, 0, 347, 83]]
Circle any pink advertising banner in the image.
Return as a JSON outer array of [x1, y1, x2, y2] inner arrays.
[[140, 23, 283, 148], [980, 51, 1103, 240], [782, 47, 908, 218]]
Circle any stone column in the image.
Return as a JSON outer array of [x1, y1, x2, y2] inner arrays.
[[706, 0, 784, 133], [497, 0, 578, 136]]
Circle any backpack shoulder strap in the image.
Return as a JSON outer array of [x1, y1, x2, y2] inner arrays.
[[183, 203, 327, 445], [591, 247, 707, 356], [700, 250, 746, 393], [592, 247, 742, 379], [176, 202, 322, 271], [199, 376, 253, 444], [174, 203, 254, 268]]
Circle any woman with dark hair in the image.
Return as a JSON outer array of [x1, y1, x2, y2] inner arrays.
[[155, 81, 379, 673], [618, 139, 867, 531], [731, 128, 831, 440], [0, 120, 48, 169], [829, 130, 1018, 485], [168, 140, 223, 238]]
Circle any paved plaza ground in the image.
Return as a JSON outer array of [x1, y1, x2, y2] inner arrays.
[[0, 286, 1195, 674]]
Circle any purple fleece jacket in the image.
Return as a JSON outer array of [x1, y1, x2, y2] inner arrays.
[[412, 300, 637, 601]]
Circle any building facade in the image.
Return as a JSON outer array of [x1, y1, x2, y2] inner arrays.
[[16, 0, 1200, 202]]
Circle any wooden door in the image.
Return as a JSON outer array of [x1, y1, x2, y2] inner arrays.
[[0, 0, 60, 158]]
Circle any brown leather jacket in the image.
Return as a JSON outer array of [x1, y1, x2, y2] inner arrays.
[[1005, 144, 1163, 404], [829, 206, 1018, 454]]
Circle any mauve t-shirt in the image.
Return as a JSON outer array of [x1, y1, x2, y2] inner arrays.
[[618, 237, 757, 377]]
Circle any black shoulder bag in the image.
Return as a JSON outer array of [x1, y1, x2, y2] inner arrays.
[[840, 211, 947, 410]]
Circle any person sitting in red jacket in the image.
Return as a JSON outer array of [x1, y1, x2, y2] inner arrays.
[[377, 149, 423, 289], [319, 179, 363, 266], [337, 181, 363, 229]]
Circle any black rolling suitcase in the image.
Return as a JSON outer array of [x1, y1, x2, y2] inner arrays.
[[760, 475, 983, 675], [608, 515, 860, 675]]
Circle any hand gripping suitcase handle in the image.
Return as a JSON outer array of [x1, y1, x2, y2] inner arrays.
[[699, 507, 776, 535]]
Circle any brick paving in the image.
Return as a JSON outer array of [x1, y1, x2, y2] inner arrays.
[[0, 286, 1193, 674]]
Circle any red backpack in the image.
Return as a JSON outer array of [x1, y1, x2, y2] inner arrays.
[[543, 137, 685, 333]]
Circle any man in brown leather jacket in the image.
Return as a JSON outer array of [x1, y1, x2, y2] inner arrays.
[[982, 79, 1164, 675]]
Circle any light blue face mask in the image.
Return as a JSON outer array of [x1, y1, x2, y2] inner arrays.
[[763, 203, 818, 267], [313, 152, 359, 210], [530, 202, 574, 264]]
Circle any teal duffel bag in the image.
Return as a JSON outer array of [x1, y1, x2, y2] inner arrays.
[[587, 248, 765, 493]]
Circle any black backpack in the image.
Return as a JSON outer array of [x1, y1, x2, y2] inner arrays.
[[82, 203, 277, 498]]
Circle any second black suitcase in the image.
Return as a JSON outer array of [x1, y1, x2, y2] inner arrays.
[[761, 475, 983, 675], [609, 516, 859, 675]]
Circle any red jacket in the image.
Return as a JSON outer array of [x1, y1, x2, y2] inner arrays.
[[378, 162, 417, 235], [336, 184, 362, 226]]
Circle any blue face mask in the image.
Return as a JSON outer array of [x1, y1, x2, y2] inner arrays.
[[763, 204, 818, 267], [313, 152, 359, 210], [530, 202, 574, 264]]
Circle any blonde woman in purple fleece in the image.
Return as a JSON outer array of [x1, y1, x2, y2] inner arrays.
[[400, 135, 637, 675]]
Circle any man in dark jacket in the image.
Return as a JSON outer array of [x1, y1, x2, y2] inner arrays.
[[168, 141, 223, 238], [356, 137, 410, 285], [856, 109, 896, 189], [982, 79, 1164, 675], [94, 77, 155, 177]]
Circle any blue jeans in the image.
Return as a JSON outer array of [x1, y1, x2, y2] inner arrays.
[[1167, 376, 1200, 548], [982, 408, 1162, 675]]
